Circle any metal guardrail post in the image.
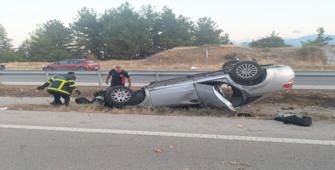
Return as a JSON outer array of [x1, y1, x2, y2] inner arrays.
[[155, 72, 160, 81], [45, 71, 50, 80], [98, 71, 103, 87]]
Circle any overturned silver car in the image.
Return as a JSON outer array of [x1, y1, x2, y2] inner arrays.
[[101, 61, 294, 112]]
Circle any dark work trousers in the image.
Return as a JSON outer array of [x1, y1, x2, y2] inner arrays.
[[47, 90, 71, 106]]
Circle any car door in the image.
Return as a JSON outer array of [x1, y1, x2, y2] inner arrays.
[[66, 59, 78, 70], [55, 59, 69, 70], [194, 83, 236, 112]]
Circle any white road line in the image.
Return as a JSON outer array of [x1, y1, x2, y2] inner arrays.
[[0, 123, 334, 146]]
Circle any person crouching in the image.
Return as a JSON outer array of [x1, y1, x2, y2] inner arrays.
[[37, 72, 80, 106]]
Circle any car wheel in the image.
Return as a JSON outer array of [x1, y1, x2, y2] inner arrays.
[[78, 67, 87, 71], [222, 60, 239, 73], [229, 61, 264, 86], [104, 86, 133, 107]]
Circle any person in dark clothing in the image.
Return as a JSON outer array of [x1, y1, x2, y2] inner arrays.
[[105, 66, 132, 87], [37, 72, 80, 106]]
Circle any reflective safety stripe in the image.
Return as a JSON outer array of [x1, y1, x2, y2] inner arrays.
[[48, 88, 71, 95], [47, 78, 75, 95], [58, 80, 66, 90]]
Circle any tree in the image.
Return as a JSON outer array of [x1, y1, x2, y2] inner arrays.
[[249, 31, 287, 48], [101, 2, 150, 59], [302, 27, 332, 47], [28, 20, 73, 61], [194, 17, 229, 45], [156, 7, 194, 50], [71, 7, 102, 59], [138, 5, 160, 55], [0, 24, 13, 52]]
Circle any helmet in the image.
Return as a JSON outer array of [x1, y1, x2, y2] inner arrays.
[[67, 72, 76, 80]]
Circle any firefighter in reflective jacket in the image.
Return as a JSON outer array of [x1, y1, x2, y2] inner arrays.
[[37, 72, 80, 106]]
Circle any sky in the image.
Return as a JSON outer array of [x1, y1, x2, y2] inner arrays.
[[0, 0, 334, 47]]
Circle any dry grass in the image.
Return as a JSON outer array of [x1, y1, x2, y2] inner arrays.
[[4, 46, 335, 71], [0, 85, 107, 97], [1, 85, 335, 121], [4, 104, 232, 117]]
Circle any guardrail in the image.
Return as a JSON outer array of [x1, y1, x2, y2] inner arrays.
[[1, 70, 335, 87], [0, 70, 203, 86]]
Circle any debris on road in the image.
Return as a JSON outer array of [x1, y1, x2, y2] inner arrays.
[[281, 106, 295, 110], [0, 107, 8, 111], [236, 124, 244, 128], [228, 160, 238, 165], [153, 148, 163, 153], [240, 162, 251, 167], [274, 112, 312, 127]]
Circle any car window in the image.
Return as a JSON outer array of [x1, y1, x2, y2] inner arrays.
[[70, 60, 83, 64], [57, 60, 69, 64], [87, 60, 96, 64]]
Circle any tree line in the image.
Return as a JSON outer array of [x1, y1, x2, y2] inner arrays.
[[0, 2, 229, 62], [0, 2, 332, 62]]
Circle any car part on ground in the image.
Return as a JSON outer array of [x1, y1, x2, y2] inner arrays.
[[274, 112, 312, 127], [76, 90, 106, 105], [101, 61, 295, 112], [104, 86, 134, 107]]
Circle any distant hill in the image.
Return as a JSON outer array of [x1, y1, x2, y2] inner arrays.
[[284, 35, 335, 46], [236, 35, 335, 47]]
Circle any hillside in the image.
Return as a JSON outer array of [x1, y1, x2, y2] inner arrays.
[[5, 45, 334, 71], [142, 45, 327, 70], [285, 35, 335, 46]]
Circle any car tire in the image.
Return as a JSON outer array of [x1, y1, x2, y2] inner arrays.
[[222, 60, 239, 73], [78, 67, 87, 71], [104, 86, 133, 107], [229, 61, 264, 86]]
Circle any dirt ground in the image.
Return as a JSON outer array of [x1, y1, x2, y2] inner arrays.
[[1, 84, 335, 122], [4, 46, 335, 71]]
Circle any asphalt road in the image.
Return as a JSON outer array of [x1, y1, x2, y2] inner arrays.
[[0, 110, 335, 170]]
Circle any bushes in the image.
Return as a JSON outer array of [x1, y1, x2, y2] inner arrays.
[[0, 51, 29, 63], [297, 44, 318, 56]]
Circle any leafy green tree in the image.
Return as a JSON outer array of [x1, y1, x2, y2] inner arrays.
[[101, 2, 149, 59], [0, 24, 24, 62], [0, 24, 13, 52], [139, 5, 162, 55], [194, 17, 229, 45], [302, 27, 332, 47], [249, 31, 287, 48], [28, 20, 73, 61], [157, 7, 194, 50], [71, 7, 102, 58], [5, 2, 232, 62]]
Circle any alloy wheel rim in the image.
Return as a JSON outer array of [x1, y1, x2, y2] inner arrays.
[[111, 88, 131, 102], [236, 64, 258, 79]]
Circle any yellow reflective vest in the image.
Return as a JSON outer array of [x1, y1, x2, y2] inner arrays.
[[46, 76, 77, 95]]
